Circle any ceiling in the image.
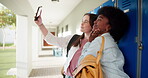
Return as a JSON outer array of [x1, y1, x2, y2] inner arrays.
[[0, 0, 82, 27], [28, 0, 82, 27]]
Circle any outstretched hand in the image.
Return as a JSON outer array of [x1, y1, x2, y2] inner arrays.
[[34, 10, 43, 27]]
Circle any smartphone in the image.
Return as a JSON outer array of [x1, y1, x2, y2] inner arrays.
[[34, 6, 42, 21]]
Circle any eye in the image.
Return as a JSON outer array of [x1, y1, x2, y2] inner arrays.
[[96, 18, 101, 22], [82, 20, 89, 23], [85, 20, 89, 23], [98, 18, 102, 21]]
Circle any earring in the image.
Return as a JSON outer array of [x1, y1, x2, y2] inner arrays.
[[105, 28, 108, 32]]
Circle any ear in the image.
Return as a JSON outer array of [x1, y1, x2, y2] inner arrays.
[[105, 25, 111, 32]]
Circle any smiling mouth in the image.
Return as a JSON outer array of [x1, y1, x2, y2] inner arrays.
[[92, 25, 99, 31]]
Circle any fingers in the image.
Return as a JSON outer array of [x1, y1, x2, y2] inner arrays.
[[40, 10, 42, 16], [91, 29, 100, 36], [93, 30, 100, 34], [89, 28, 104, 42], [34, 10, 42, 21]]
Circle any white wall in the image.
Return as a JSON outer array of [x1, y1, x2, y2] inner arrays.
[[0, 1, 35, 77], [58, 0, 108, 35], [16, 15, 32, 78], [31, 26, 43, 59], [0, 27, 16, 43]]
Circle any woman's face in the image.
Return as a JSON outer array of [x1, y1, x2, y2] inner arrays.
[[93, 15, 110, 33], [80, 15, 92, 33]]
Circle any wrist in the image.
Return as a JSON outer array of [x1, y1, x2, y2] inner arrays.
[[39, 23, 43, 28]]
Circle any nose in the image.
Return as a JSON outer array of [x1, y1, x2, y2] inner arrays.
[[93, 21, 98, 29], [94, 20, 97, 24], [81, 22, 84, 26]]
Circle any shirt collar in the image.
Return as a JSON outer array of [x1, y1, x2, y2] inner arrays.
[[101, 32, 110, 36]]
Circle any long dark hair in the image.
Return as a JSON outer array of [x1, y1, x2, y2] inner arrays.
[[73, 13, 97, 47]]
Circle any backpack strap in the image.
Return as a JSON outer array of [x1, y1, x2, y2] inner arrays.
[[96, 36, 105, 64], [66, 34, 80, 57]]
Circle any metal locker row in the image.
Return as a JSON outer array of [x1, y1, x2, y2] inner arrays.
[[90, 0, 148, 78], [119, 0, 148, 78], [141, 0, 148, 77], [118, 0, 138, 78]]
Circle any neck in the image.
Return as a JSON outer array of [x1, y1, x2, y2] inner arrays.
[[84, 32, 91, 40]]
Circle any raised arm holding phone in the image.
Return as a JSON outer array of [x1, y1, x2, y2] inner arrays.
[[34, 6, 48, 37]]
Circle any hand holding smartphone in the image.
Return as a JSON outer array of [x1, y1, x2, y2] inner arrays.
[[34, 6, 42, 21]]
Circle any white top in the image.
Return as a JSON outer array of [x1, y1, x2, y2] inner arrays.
[[78, 33, 130, 78], [44, 31, 80, 73]]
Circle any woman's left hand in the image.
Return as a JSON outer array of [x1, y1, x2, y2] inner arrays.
[[89, 29, 102, 42]]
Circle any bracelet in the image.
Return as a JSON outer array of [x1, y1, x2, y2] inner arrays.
[[39, 23, 43, 28]]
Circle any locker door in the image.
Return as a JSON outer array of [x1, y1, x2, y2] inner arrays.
[[89, 0, 115, 14], [89, 6, 100, 14], [101, 0, 115, 7], [118, 0, 138, 78], [141, 0, 148, 77]]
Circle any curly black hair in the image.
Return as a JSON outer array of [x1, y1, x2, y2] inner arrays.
[[97, 6, 130, 42]]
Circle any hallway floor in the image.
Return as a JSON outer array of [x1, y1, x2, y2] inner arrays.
[[29, 50, 66, 78]]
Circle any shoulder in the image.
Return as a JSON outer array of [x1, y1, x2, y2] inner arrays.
[[93, 33, 114, 42], [91, 33, 117, 49]]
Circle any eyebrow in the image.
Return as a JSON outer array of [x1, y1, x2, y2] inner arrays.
[[82, 20, 89, 21], [98, 16, 103, 19]]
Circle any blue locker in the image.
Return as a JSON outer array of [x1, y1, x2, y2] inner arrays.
[[101, 0, 115, 7], [118, 0, 138, 78], [89, 6, 100, 14], [89, 0, 115, 14], [141, 0, 148, 77], [90, 0, 138, 77]]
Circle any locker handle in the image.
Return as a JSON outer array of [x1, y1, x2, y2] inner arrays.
[[138, 41, 143, 50]]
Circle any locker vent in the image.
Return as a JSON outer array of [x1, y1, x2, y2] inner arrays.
[[122, 0, 131, 9]]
